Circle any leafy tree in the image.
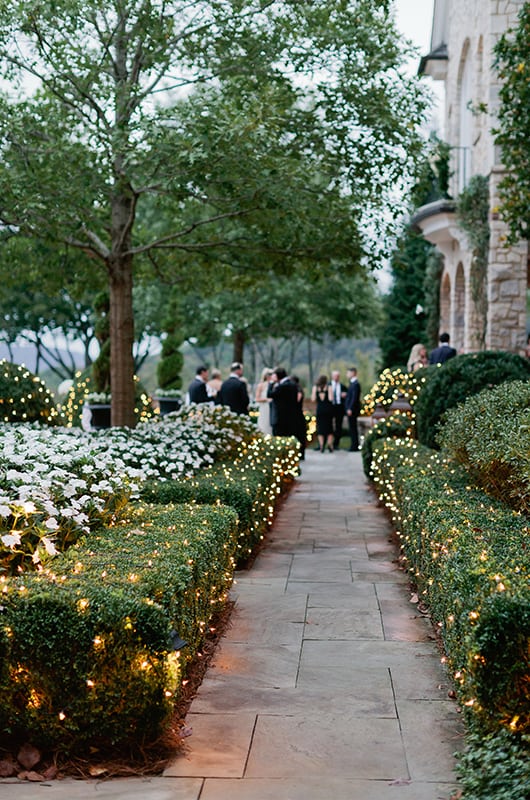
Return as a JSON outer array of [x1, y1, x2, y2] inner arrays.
[[182, 271, 381, 373], [0, 0, 428, 426], [494, 2, 530, 243], [379, 136, 450, 367]]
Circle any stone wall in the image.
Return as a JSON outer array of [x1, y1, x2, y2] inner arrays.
[[435, 0, 528, 353]]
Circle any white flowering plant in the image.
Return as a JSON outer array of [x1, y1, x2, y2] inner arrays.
[[0, 405, 261, 574], [85, 391, 112, 404]]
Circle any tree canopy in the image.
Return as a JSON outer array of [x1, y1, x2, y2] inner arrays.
[[0, 0, 429, 425]]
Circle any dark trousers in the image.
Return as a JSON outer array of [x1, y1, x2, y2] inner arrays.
[[348, 414, 359, 451], [331, 405, 344, 448]]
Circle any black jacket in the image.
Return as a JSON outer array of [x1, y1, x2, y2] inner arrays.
[[219, 375, 249, 414], [188, 377, 210, 404]]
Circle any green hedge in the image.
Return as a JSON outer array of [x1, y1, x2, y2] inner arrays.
[[0, 436, 299, 755], [370, 437, 530, 740], [361, 412, 414, 478], [438, 379, 530, 515], [141, 436, 300, 563], [0, 503, 238, 755], [414, 351, 530, 449]]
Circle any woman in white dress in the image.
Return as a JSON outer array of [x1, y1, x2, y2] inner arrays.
[[255, 367, 273, 434]]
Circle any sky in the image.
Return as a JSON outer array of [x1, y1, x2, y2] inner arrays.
[[394, 0, 435, 59]]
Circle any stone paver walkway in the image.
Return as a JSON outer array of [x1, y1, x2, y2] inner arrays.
[[0, 450, 462, 800]]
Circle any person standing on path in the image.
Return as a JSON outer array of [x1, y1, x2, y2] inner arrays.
[[311, 374, 334, 453], [255, 367, 273, 434], [345, 366, 361, 451], [330, 369, 347, 450], [429, 332, 457, 365], [218, 362, 250, 414], [187, 365, 211, 404], [291, 374, 307, 460], [269, 367, 299, 438]]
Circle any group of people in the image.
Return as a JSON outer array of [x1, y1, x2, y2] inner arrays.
[[310, 368, 361, 453], [407, 332, 457, 372], [187, 362, 250, 412], [187, 362, 362, 458]]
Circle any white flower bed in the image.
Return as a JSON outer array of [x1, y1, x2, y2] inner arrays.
[[0, 403, 257, 570]]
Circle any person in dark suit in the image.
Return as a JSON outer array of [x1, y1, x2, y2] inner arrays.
[[291, 375, 307, 460], [218, 362, 250, 414], [330, 369, 347, 450], [345, 366, 361, 452], [187, 365, 210, 404], [269, 367, 299, 437], [429, 332, 457, 365]]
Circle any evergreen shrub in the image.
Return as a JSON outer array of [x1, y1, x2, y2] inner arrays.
[[439, 379, 530, 513], [414, 351, 530, 448], [0, 503, 239, 755], [0, 360, 63, 425], [361, 412, 414, 478], [62, 369, 153, 427], [370, 436, 530, 740], [141, 435, 300, 563]]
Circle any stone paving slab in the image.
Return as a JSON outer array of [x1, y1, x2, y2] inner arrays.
[[199, 777, 457, 800], [0, 778, 203, 799], [164, 713, 256, 778], [244, 714, 408, 779]]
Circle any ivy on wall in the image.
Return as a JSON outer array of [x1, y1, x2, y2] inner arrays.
[[456, 175, 490, 349]]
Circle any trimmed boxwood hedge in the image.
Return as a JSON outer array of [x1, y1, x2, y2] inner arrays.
[[0, 503, 238, 755], [0, 435, 299, 756], [370, 436, 530, 741], [438, 379, 530, 515], [361, 412, 414, 478], [141, 435, 299, 564], [414, 351, 530, 449]]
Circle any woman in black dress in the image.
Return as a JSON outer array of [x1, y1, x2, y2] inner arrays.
[[311, 374, 334, 453]]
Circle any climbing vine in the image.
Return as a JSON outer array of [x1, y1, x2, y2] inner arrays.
[[456, 175, 490, 349]]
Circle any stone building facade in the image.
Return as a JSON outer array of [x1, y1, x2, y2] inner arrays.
[[415, 0, 528, 354]]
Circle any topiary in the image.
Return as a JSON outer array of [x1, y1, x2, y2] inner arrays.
[[0, 360, 64, 425], [415, 351, 530, 449], [156, 290, 184, 394]]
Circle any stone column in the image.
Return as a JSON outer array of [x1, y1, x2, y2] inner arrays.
[[486, 167, 528, 352]]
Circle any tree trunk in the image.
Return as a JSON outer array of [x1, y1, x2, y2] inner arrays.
[[233, 329, 245, 364], [109, 257, 136, 428], [108, 179, 136, 427]]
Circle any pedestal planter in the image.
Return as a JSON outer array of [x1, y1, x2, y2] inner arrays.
[[88, 403, 112, 429], [156, 397, 181, 416]]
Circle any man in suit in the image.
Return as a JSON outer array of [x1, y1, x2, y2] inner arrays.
[[218, 362, 250, 414], [187, 365, 211, 404], [269, 367, 299, 437], [330, 369, 347, 450], [429, 332, 457, 365], [345, 366, 361, 452]]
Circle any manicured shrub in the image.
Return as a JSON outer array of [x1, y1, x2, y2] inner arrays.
[[370, 436, 530, 738], [438, 379, 530, 514], [414, 351, 530, 449], [361, 412, 414, 478], [361, 366, 422, 417], [0, 502, 239, 755], [0, 360, 63, 425], [141, 436, 300, 563], [62, 369, 153, 427], [456, 730, 530, 800]]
